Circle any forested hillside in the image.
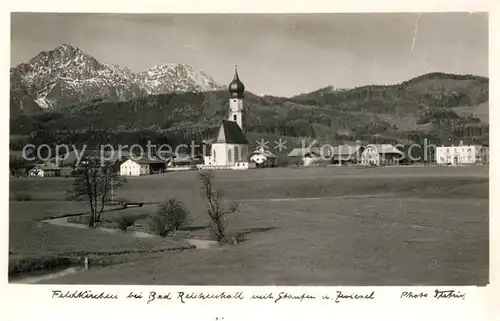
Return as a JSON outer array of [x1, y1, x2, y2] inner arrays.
[[10, 72, 489, 153]]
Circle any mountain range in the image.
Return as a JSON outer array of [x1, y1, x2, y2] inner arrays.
[[9, 44, 489, 149], [10, 44, 222, 116]]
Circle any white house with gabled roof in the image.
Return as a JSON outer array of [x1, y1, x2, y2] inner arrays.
[[250, 147, 278, 167], [435, 143, 489, 165], [360, 144, 404, 166], [120, 157, 166, 176]]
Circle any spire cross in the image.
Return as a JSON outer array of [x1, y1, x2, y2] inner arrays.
[[234, 65, 239, 78]]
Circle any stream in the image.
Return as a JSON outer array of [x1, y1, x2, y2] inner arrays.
[[11, 215, 219, 284], [10, 266, 85, 284]]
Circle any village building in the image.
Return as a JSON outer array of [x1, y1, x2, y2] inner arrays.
[[287, 147, 323, 167], [330, 145, 362, 165], [28, 163, 61, 177], [60, 166, 74, 177], [203, 66, 254, 170], [435, 143, 489, 165], [249, 147, 278, 167], [167, 154, 203, 170], [119, 157, 166, 176], [169, 154, 192, 167], [360, 144, 404, 166]]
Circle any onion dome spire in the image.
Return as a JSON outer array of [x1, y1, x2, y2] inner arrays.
[[228, 65, 245, 98]]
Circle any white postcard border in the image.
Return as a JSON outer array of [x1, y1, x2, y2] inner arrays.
[[1, 1, 498, 320]]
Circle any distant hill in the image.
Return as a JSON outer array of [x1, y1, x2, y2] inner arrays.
[[10, 71, 489, 150]]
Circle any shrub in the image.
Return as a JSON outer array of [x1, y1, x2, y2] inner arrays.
[[225, 233, 246, 245], [145, 215, 168, 237], [14, 193, 32, 201], [147, 198, 190, 237], [114, 215, 139, 231], [276, 157, 291, 167], [158, 198, 190, 234]]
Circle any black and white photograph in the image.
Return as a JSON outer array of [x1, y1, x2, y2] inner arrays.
[[8, 12, 489, 287]]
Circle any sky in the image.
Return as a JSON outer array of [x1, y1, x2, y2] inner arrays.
[[10, 12, 488, 97]]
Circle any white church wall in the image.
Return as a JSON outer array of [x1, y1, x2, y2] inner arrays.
[[232, 144, 249, 162], [212, 143, 228, 166], [211, 143, 249, 167]]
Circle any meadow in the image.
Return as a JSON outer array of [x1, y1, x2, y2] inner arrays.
[[9, 165, 489, 285]]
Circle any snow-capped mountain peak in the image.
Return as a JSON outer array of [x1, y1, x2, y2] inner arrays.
[[10, 44, 223, 112], [141, 63, 223, 94]]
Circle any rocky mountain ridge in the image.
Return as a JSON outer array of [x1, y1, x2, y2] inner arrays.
[[10, 44, 223, 115]]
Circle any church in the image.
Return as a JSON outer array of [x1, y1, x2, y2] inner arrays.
[[203, 66, 254, 170]]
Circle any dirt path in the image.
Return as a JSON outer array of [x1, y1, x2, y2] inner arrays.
[[43, 216, 219, 249], [236, 194, 395, 203], [237, 194, 485, 206]]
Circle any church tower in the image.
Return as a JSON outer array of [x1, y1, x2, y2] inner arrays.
[[228, 65, 245, 133]]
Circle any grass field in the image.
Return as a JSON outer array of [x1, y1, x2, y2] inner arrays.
[[9, 165, 489, 285], [8, 200, 193, 278]]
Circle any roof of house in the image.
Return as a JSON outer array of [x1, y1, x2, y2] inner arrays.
[[172, 154, 194, 163], [214, 120, 249, 145], [32, 163, 60, 171], [250, 148, 277, 158], [331, 145, 361, 156], [126, 157, 166, 165], [45, 150, 133, 166], [363, 144, 404, 155], [287, 148, 321, 157], [287, 145, 361, 158]]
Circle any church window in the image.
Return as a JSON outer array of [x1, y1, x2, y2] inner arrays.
[[228, 149, 233, 163], [213, 149, 216, 161], [234, 145, 240, 161], [233, 114, 237, 121]]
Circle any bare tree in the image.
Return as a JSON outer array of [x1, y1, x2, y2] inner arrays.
[[199, 171, 239, 243], [66, 152, 124, 228]]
